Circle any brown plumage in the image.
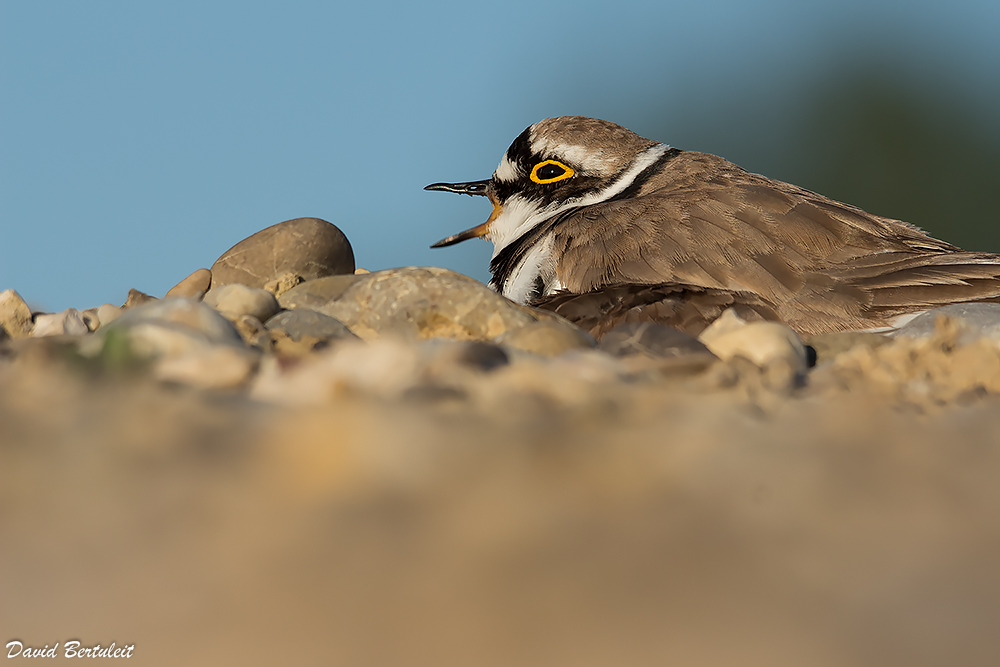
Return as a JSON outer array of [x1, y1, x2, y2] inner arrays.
[[429, 117, 1000, 337]]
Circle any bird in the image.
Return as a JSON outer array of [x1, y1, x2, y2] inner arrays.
[[425, 116, 1000, 338]]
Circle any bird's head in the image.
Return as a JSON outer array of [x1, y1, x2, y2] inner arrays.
[[426, 116, 668, 255]]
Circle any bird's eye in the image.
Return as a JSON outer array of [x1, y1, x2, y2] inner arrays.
[[530, 160, 575, 184]]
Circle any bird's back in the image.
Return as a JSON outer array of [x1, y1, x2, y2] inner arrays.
[[540, 151, 1000, 335]]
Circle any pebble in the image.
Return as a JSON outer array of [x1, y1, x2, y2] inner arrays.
[[100, 297, 245, 348], [264, 309, 358, 343], [312, 267, 540, 341], [77, 298, 256, 389], [151, 343, 257, 390], [234, 315, 270, 348], [251, 337, 510, 406], [122, 288, 158, 310], [263, 272, 304, 299], [699, 310, 808, 373], [494, 320, 595, 357], [166, 268, 212, 299], [893, 303, 1000, 343], [276, 275, 360, 311], [31, 309, 89, 337], [598, 322, 713, 358], [204, 284, 280, 323], [80, 309, 102, 332], [0, 289, 34, 338], [97, 304, 122, 328], [211, 218, 355, 289]]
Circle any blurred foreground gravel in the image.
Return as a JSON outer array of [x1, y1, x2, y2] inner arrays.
[[3, 218, 1000, 666]]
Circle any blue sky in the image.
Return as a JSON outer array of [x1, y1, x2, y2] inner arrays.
[[2, 0, 999, 311]]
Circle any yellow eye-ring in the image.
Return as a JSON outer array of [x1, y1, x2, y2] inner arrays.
[[530, 160, 575, 184]]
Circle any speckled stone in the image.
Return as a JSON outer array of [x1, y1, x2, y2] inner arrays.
[[312, 267, 541, 342], [211, 218, 355, 289]]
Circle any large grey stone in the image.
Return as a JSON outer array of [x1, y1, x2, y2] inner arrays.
[[211, 218, 355, 289], [310, 267, 540, 342]]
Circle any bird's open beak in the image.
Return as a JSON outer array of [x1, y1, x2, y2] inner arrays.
[[425, 180, 500, 248]]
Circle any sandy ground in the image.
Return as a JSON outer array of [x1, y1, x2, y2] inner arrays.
[[2, 329, 1000, 667]]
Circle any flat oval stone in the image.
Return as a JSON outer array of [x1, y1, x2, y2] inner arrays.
[[211, 218, 355, 289], [166, 268, 212, 298]]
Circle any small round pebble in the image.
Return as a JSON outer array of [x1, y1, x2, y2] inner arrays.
[[204, 284, 280, 323]]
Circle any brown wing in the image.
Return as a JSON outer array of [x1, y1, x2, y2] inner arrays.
[[533, 283, 780, 338], [549, 151, 1000, 333]]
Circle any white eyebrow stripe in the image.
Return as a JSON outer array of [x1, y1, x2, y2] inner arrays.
[[530, 140, 614, 173], [494, 154, 522, 182]]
